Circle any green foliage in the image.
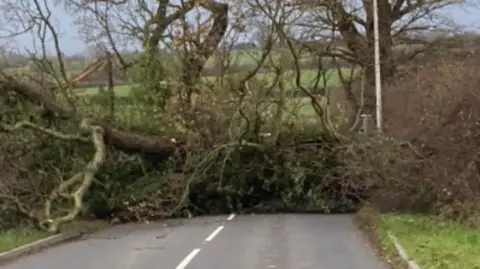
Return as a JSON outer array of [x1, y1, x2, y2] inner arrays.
[[1, 92, 41, 123], [129, 50, 179, 110], [85, 152, 154, 219], [81, 130, 369, 223]]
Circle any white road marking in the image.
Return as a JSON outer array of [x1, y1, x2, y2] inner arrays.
[[204, 226, 224, 242], [175, 215, 235, 268], [175, 248, 201, 269]]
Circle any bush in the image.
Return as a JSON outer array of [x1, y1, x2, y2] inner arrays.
[[382, 51, 480, 224]]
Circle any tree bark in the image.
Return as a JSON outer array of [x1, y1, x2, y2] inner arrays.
[[181, 1, 228, 105]]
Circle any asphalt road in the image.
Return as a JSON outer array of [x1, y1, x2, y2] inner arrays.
[[2, 214, 386, 269]]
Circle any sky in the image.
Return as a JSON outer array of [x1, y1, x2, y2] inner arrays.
[[440, 4, 480, 28], [5, 1, 480, 56]]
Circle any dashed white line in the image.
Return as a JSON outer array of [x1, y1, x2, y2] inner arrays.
[[175, 214, 236, 268], [175, 248, 201, 269], [204, 225, 224, 242]]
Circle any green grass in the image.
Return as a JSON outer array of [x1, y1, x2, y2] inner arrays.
[[75, 68, 356, 126], [0, 220, 109, 253], [205, 49, 315, 68], [4, 66, 82, 79], [377, 213, 480, 269], [75, 84, 135, 97], [204, 68, 354, 88], [0, 228, 53, 253]]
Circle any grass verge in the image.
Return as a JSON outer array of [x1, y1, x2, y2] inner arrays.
[[357, 206, 480, 269], [0, 229, 53, 253], [379, 213, 480, 269], [0, 220, 110, 253]]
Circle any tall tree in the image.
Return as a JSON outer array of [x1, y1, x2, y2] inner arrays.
[[289, 0, 466, 113]]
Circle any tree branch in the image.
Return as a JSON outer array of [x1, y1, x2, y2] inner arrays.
[[0, 118, 106, 232], [43, 121, 106, 233]]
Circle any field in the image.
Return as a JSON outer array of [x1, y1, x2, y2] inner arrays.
[[75, 68, 357, 97], [204, 49, 318, 68], [69, 64, 358, 121], [4, 49, 358, 119], [3, 47, 325, 80], [3, 60, 87, 78]]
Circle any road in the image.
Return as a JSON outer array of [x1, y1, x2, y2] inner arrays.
[[1, 214, 386, 269]]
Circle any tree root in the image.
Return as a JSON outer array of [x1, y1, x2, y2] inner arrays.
[[0, 119, 106, 233]]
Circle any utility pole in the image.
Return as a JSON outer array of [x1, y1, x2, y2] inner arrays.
[[373, 0, 382, 132]]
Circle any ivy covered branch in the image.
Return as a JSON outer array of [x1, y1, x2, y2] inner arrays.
[[0, 119, 106, 233]]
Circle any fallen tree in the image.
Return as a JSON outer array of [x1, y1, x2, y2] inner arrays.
[[0, 119, 105, 233], [0, 0, 474, 232]]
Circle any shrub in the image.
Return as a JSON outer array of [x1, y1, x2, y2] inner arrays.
[[383, 51, 480, 224]]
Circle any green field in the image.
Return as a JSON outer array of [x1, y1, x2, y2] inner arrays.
[[4, 49, 357, 120], [73, 68, 357, 125], [4, 47, 319, 80], [204, 49, 317, 68], [75, 68, 357, 97], [76, 84, 134, 96]]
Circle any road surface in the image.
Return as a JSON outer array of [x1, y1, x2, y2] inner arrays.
[[1, 214, 386, 269]]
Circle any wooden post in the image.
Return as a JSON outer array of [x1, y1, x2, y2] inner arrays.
[[105, 51, 115, 120]]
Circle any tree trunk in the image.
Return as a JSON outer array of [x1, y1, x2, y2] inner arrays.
[[181, 1, 228, 107], [0, 77, 178, 156], [361, 0, 395, 116]]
